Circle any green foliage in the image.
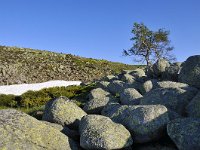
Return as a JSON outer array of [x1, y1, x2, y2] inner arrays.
[[0, 84, 95, 119], [0, 84, 95, 109], [124, 22, 175, 66], [42, 86, 85, 99], [0, 106, 8, 109], [20, 90, 51, 108], [0, 94, 17, 107]]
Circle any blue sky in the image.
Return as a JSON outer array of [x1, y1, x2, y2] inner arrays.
[[0, 0, 200, 64]]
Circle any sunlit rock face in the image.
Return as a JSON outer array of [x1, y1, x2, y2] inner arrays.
[[79, 115, 133, 149], [102, 103, 170, 143], [0, 109, 79, 150]]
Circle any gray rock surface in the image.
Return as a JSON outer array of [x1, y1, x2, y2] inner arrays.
[[162, 62, 182, 81], [107, 80, 127, 95], [88, 88, 111, 100], [140, 87, 198, 115], [167, 118, 200, 150], [140, 80, 190, 95], [130, 68, 146, 79], [42, 96, 87, 129], [79, 115, 133, 149], [167, 110, 182, 121], [42, 121, 79, 140], [153, 59, 170, 77], [157, 81, 189, 89], [83, 96, 117, 114], [120, 72, 144, 90], [140, 79, 158, 95], [42, 121, 64, 131], [186, 91, 200, 118], [120, 88, 143, 105], [96, 81, 110, 90], [0, 109, 79, 150], [102, 103, 169, 143], [179, 55, 200, 88], [121, 73, 136, 84]]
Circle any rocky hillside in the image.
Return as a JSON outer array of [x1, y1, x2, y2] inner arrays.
[[0, 56, 200, 150], [1, 55, 200, 149], [0, 46, 140, 85]]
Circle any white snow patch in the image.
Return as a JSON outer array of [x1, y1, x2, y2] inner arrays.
[[0, 80, 82, 96]]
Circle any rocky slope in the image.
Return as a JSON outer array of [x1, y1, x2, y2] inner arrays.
[[0, 46, 139, 85], [1, 54, 200, 149]]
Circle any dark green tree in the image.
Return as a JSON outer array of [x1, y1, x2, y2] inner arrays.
[[124, 22, 175, 67]]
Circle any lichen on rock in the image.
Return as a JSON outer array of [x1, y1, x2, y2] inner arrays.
[[0, 109, 79, 150]]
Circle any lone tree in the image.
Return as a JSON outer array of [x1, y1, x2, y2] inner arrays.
[[124, 22, 175, 67]]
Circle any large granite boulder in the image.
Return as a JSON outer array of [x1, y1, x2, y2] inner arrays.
[[140, 87, 198, 115], [107, 80, 127, 95], [84, 88, 117, 114], [96, 81, 110, 90], [42, 96, 87, 129], [186, 91, 200, 118], [0, 109, 79, 150], [42, 121, 79, 140], [88, 88, 111, 100], [130, 68, 146, 79], [167, 118, 200, 150], [79, 115, 133, 149], [153, 59, 170, 77], [121, 73, 136, 84], [102, 103, 169, 143], [157, 81, 189, 89], [42, 121, 64, 131], [140, 80, 190, 95], [140, 79, 158, 95], [179, 55, 200, 88], [83, 96, 117, 114], [120, 88, 143, 105], [162, 62, 182, 81]]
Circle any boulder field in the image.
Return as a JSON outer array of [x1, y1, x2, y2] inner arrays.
[[1, 55, 200, 150]]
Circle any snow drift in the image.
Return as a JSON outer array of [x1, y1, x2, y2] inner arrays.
[[0, 80, 82, 95]]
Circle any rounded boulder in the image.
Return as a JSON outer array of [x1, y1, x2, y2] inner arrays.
[[179, 55, 200, 88], [0, 109, 79, 150], [79, 115, 133, 149], [186, 91, 200, 118], [102, 103, 170, 143], [140, 87, 198, 115], [167, 118, 200, 150], [153, 59, 170, 77], [42, 96, 87, 129], [88, 88, 111, 100], [83, 96, 117, 114], [120, 88, 143, 105]]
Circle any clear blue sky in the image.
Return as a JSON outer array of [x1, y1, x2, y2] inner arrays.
[[0, 0, 200, 64]]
